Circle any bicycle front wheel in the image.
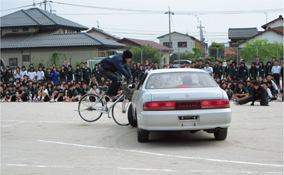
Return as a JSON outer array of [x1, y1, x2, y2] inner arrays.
[[78, 94, 104, 122], [112, 96, 130, 126]]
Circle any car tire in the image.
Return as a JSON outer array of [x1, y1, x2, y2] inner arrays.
[[137, 127, 149, 142], [214, 128, 228, 140], [128, 104, 137, 127]]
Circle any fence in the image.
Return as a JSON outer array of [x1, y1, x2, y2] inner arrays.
[[1, 46, 283, 70]]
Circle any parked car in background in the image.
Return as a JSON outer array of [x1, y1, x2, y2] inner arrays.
[[128, 69, 232, 142], [173, 60, 192, 68]]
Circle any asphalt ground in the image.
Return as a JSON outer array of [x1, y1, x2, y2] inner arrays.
[[1, 101, 283, 175]]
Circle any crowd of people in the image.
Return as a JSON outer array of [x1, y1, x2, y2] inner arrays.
[[0, 54, 283, 105]]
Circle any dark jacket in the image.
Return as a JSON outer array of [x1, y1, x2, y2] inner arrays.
[[251, 86, 268, 104], [100, 54, 131, 78]]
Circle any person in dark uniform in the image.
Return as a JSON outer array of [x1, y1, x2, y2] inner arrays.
[[221, 82, 231, 100], [236, 80, 268, 106], [66, 65, 74, 82], [131, 63, 138, 82], [213, 60, 219, 77], [232, 81, 249, 102], [217, 61, 224, 79], [265, 61, 272, 76], [83, 62, 92, 85], [257, 61, 266, 79], [92, 64, 100, 81], [198, 60, 205, 69], [15, 84, 28, 102], [138, 64, 145, 81], [225, 60, 232, 78], [230, 61, 239, 80], [239, 62, 248, 81], [194, 60, 199, 68], [249, 62, 257, 81], [74, 65, 83, 82]]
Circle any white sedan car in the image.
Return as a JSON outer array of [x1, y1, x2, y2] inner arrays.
[[128, 68, 232, 142]]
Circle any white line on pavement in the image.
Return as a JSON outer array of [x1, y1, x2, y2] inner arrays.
[[118, 167, 283, 174], [1, 121, 24, 128], [38, 140, 283, 168], [6, 164, 73, 168]]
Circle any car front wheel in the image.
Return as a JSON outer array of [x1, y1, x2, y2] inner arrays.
[[137, 127, 149, 142], [214, 128, 228, 140]]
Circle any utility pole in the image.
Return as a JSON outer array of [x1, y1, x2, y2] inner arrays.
[[43, 0, 47, 11], [165, 7, 174, 48], [264, 12, 268, 27], [197, 21, 205, 57]]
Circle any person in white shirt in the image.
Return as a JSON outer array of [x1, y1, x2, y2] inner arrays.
[[262, 83, 273, 100], [145, 64, 152, 74], [36, 67, 45, 81], [14, 67, 21, 79], [204, 62, 213, 76], [271, 60, 281, 90], [28, 67, 36, 81], [184, 62, 191, 68], [20, 66, 28, 80], [266, 74, 278, 91]]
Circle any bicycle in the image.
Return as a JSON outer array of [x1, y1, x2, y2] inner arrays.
[[77, 81, 136, 126]]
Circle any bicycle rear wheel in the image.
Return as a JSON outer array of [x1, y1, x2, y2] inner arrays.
[[78, 94, 104, 122], [112, 96, 130, 126]]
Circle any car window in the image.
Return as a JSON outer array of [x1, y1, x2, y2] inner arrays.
[[138, 73, 148, 89], [145, 72, 217, 89], [173, 61, 179, 64]]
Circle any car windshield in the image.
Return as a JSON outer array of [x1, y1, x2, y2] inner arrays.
[[145, 72, 217, 89]]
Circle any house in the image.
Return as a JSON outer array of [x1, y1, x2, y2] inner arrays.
[[157, 32, 208, 56], [225, 47, 237, 59], [228, 28, 259, 46], [118, 38, 173, 64], [0, 8, 125, 69], [86, 27, 120, 42], [238, 15, 283, 48]]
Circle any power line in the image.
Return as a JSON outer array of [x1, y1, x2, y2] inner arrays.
[[1, 4, 36, 12]]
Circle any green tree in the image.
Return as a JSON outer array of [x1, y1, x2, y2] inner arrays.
[[239, 39, 283, 62], [130, 45, 164, 65], [209, 42, 225, 60]]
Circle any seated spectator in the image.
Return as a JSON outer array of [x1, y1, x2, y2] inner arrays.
[[262, 83, 273, 101], [81, 83, 90, 97], [246, 81, 253, 96], [28, 83, 39, 102], [221, 82, 231, 100], [5, 85, 16, 102], [267, 80, 278, 100], [278, 88, 283, 102], [203, 62, 213, 76], [232, 82, 249, 102], [236, 80, 268, 106], [36, 84, 48, 102], [49, 84, 64, 103], [46, 83, 54, 102], [22, 75, 29, 86], [266, 75, 278, 91], [0, 86, 6, 102], [89, 84, 100, 96], [65, 84, 79, 102], [230, 81, 238, 94]]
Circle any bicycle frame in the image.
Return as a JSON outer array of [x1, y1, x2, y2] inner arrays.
[[91, 94, 125, 114]]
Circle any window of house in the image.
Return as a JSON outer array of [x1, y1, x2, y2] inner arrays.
[[12, 28, 19, 32], [164, 58, 166, 64], [163, 42, 172, 48], [23, 55, 30, 62], [9, 58, 18, 67], [178, 42, 187, 48], [65, 29, 68, 33], [23, 28, 29, 32]]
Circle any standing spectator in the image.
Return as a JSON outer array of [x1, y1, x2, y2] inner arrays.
[[255, 56, 260, 68], [83, 62, 92, 85], [51, 67, 59, 86], [271, 60, 281, 90], [239, 62, 248, 81], [249, 62, 258, 80], [45, 68, 52, 82], [193, 60, 199, 68], [203, 62, 213, 76], [225, 60, 232, 78], [27, 67, 36, 82], [52, 64, 58, 72], [144, 59, 149, 67], [213, 60, 219, 77], [258, 62, 266, 78], [153, 61, 160, 70], [13, 66, 21, 79], [217, 61, 224, 79], [63, 61, 69, 72], [66, 65, 74, 82], [145, 64, 152, 74], [5, 68, 14, 82], [131, 63, 138, 82], [27, 64, 34, 72], [265, 61, 272, 76], [59, 65, 67, 82], [74, 65, 83, 82], [184, 62, 190, 68], [236, 80, 268, 106], [36, 66, 45, 81], [230, 61, 239, 80], [138, 65, 145, 80], [179, 62, 185, 68], [20, 66, 28, 81], [198, 60, 205, 69], [92, 64, 100, 81], [168, 62, 175, 68]]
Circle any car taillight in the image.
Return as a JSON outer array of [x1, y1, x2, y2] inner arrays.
[[201, 100, 230, 109], [143, 102, 176, 111], [143, 100, 229, 111]]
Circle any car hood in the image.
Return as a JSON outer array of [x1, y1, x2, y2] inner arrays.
[[146, 87, 223, 101]]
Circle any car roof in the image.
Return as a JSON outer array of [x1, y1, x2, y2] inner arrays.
[[148, 68, 206, 75]]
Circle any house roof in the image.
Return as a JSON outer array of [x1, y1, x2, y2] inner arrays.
[[261, 15, 283, 30], [237, 28, 283, 46], [1, 8, 88, 30], [0, 30, 125, 49], [225, 47, 236, 55], [86, 27, 120, 40], [157, 31, 199, 41], [120, 38, 173, 51], [228, 28, 259, 39]]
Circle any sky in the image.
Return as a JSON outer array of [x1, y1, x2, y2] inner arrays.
[[1, 0, 283, 46]]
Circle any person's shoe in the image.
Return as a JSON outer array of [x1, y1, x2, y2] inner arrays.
[[19, 99, 23, 102], [49, 99, 54, 103], [65, 99, 68, 102], [16, 99, 19, 102], [234, 99, 239, 103], [277, 97, 283, 102], [29, 99, 32, 103], [41, 99, 44, 102], [8, 99, 11, 102], [55, 98, 58, 102]]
